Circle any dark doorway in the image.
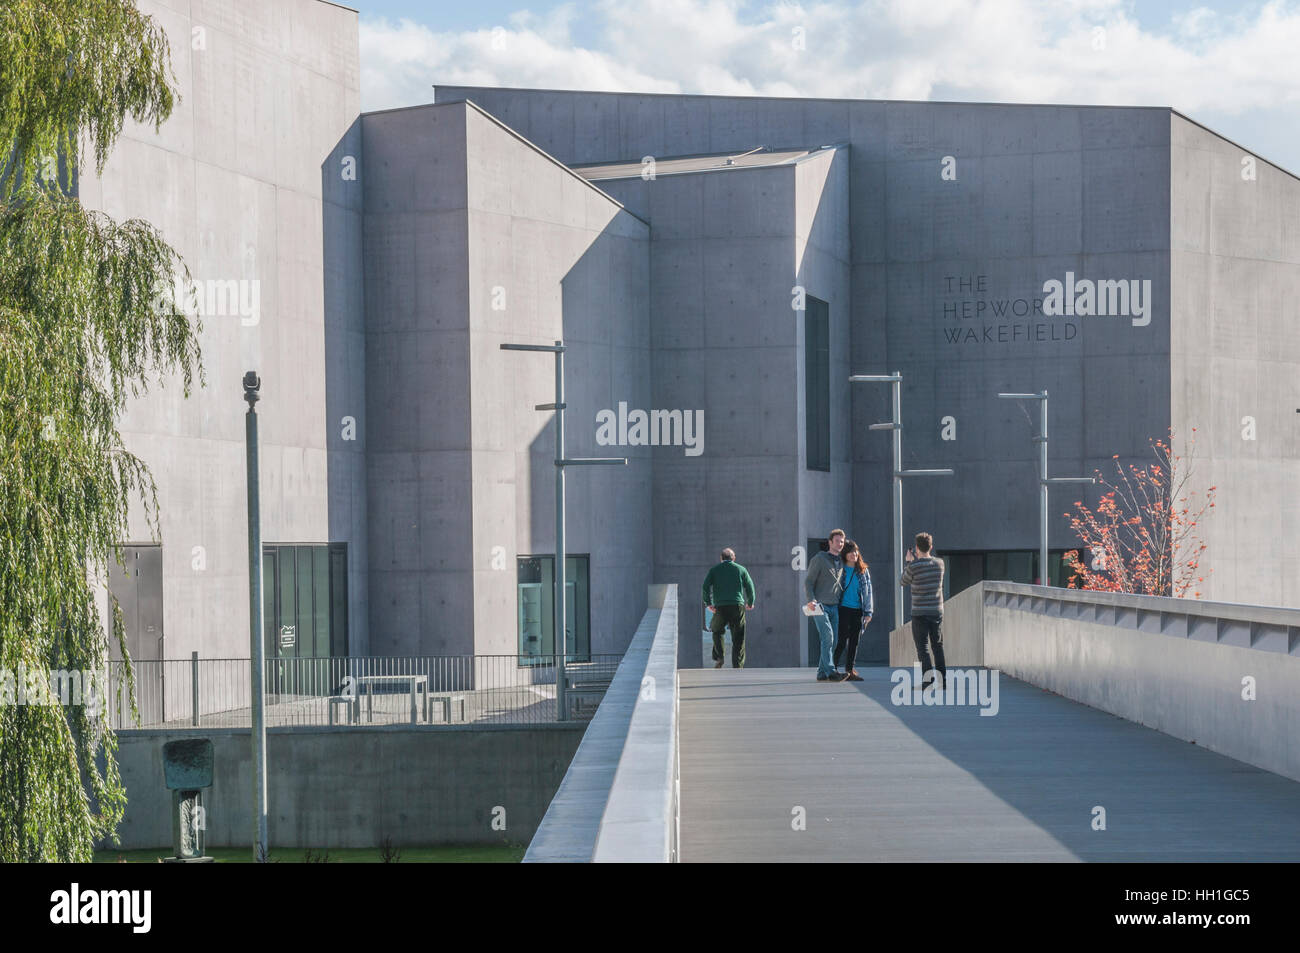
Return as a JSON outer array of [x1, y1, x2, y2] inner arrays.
[[107, 545, 164, 724], [262, 543, 348, 696]]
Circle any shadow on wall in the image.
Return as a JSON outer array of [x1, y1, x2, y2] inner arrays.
[[518, 224, 653, 660], [322, 117, 367, 655]]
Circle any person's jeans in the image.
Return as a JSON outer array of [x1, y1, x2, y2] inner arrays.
[[710, 604, 746, 668], [911, 614, 946, 682], [835, 606, 863, 673], [813, 603, 839, 677]]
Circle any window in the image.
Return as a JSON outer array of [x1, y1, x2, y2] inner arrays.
[[943, 549, 1072, 597], [804, 295, 830, 471], [517, 555, 590, 665]]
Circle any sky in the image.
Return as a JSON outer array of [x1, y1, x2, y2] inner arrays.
[[345, 0, 1300, 174]]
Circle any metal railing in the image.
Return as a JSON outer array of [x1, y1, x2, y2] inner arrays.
[[977, 580, 1300, 783], [983, 581, 1300, 657], [106, 654, 622, 730]]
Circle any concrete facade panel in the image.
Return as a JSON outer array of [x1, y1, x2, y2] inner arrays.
[[84, 0, 366, 660]]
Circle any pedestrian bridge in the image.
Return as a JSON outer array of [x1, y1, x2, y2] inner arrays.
[[524, 582, 1300, 862]]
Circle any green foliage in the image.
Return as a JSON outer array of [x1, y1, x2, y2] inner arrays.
[[0, 0, 201, 861], [0, 0, 175, 195]]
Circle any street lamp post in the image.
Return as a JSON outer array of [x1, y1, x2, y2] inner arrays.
[[501, 341, 626, 720], [242, 371, 268, 862], [849, 372, 955, 631], [996, 390, 1095, 586]]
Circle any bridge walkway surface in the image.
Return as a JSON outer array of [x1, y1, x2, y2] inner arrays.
[[678, 668, 1300, 862]]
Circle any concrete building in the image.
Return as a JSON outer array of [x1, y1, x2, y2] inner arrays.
[[91, 1, 1300, 680], [360, 100, 652, 659], [82, 0, 366, 724]]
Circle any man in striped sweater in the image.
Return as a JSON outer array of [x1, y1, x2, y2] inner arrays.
[[901, 531, 946, 689]]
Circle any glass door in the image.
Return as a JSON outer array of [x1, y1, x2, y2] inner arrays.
[[518, 581, 545, 660], [263, 544, 348, 696], [517, 555, 590, 665]]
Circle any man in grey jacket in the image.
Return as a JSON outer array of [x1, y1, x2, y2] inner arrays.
[[804, 529, 847, 681]]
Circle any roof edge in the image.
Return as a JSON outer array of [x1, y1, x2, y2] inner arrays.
[[1170, 109, 1299, 185], [575, 143, 846, 182], [433, 82, 1175, 111], [457, 98, 651, 228], [313, 0, 358, 14]]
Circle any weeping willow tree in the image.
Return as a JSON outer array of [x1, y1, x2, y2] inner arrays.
[[0, 0, 203, 861]]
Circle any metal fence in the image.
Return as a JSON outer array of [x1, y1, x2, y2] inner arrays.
[[106, 654, 623, 730]]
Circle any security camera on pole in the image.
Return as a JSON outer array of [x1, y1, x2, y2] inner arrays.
[[995, 390, 1096, 586], [849, 371, 955, 631], [501, 341, 627, 720]]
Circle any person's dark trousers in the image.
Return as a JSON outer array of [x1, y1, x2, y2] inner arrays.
[[710, 604, 746, 668], [836, 606, 863, 672], [911, 614, 946, 683]]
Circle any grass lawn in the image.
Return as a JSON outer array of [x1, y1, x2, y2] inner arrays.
[[94, 845, 525, 863]]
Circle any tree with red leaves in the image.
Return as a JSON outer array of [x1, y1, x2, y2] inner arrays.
[[1062, 429, 1216, 598]]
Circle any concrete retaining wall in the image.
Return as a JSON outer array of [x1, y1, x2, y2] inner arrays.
[[892, 581, 1300, 781], [99, 723, 583, 851], [889, 580, 986, 668], [899, 581, 1300, 783], [983, 582, 1300, 783], [525, 584, 679, 862]]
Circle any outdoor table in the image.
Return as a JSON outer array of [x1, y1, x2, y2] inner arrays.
[[353, 674, 428, 725]]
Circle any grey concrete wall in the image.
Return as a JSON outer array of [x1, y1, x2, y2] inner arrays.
[[437, 88, 1177, 648], [362, 102, 473, 654], [465, 106, 653, 658], [795, 147, 854, 658], [846, 103, 1170, 640], [1169, 114, 1300, 609], [79, 0, 366, 665], [592, 148, 849, 667], [863, 105, 1172, 627], [600, 162, 802, 666], [99, 723, 584, 850], [982, 583, 1300, 784], [889, 579, 985, 668], [363, 101, 652, 656]]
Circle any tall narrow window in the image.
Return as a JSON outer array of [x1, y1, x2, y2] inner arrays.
[[939, 549, 1073, 596], [805, 295, 830, 471]]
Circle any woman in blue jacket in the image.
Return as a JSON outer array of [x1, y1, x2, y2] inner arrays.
[[834, 540, 874, 681]]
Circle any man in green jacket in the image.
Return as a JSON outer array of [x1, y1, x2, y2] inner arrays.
[[702, 548, 756, 668]]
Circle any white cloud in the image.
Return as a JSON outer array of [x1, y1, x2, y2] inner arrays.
[[359, 15, 675, 113], [359, 0, 1300, 118]]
